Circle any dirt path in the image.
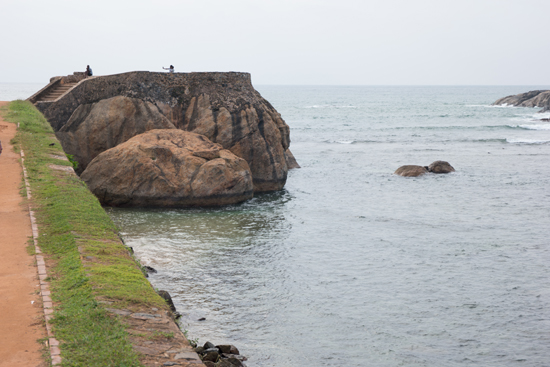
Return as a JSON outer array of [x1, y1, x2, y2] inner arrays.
[[0, 101, 46, 367]]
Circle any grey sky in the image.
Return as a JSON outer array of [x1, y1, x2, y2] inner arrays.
[[1, 0, 549, 85]]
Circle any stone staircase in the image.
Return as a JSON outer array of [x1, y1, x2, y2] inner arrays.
[[36, 82, 78, 102]]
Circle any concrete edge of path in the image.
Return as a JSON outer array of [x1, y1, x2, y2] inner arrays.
[[19, 133, 62, 366]]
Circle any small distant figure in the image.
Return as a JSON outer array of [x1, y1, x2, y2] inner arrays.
[[163, 65, 175, 73], [0, 139, 3, 156], [86, 65, 93, 77]]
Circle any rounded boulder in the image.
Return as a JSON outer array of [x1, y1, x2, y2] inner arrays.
[[428, 161, 455, 173], [81, 129, 254, 207]]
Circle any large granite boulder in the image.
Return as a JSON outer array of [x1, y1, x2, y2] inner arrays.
[[178, 93, 289, 192], [34, 72, 296, 192], [57, 96, 176, 174], [493, 90, 550, 112], [81, 129, 254, 207]]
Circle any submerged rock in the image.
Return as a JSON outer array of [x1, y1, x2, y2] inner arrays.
[[81, 129, 253, 207], [394, 165, 429, 177]]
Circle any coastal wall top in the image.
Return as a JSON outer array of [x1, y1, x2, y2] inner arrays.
[[34, 71, 255, 131]]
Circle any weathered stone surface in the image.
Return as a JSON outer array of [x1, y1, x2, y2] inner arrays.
[[202, 351, 219, 362], [81, 129, 253, 207], [203, 342, 215, 350], [133, 345, 160, 355], [394, 165, 429, 177], [174, 351, 201, 360], [221, 353, 246, 361], [493, 90, 550, 112], [35, 71, 294, 192], [217, 359, 243, 367], [157, 290, 177, 313], [56, 96, 176, 174], [284, 149, 300, 169], [105, 308, 132, 316], [216, 345, 239, 355], [428, 160, 455, 174]]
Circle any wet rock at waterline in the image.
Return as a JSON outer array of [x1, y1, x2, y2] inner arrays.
[[394, 165, 429, 177], [428, 160, 455, 174], [395, 161, 455, 177], [81, 129, 253, 207], [196, 342, 246, 367], [493, 90, 550, 113], [156, 290, 177, 313]]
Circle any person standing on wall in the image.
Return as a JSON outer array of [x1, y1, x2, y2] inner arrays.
[[163, 65, 175, 73]]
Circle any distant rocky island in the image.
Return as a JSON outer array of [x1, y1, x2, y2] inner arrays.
[[493, 90, 550, 113], [29, 71, 299, 207]]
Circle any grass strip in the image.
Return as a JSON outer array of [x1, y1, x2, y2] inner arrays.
[[3, 100, 167, 367]]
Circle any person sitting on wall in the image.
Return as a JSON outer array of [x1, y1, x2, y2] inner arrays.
[[163, 65, 175, 73], [86, 65, 93, 77]]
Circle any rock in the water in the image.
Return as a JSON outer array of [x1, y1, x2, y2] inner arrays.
[[428, 160, 455, 174], [221, 358, 245, 367], [221, 353, 247, 361], [202, 350, 219, 362], [203, 342, 216, 350], [156, 290, 176, 313], [493, 90, 550, 113], [144, 265, 157, 275], [81, 129, 253, 207], [56, 96, 176, 174], [284, 149, 300, 169], [394, 165, 429, 177], [217, 345, 240, 355]]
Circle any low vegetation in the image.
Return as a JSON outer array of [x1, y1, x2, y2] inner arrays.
[[3, 100, 167, 366]]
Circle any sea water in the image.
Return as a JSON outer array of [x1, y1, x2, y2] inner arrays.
[[5, 84, 550, 366], [108, 86, 550, 367]]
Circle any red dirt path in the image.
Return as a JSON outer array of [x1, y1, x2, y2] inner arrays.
[[0, 101, 46, 367]]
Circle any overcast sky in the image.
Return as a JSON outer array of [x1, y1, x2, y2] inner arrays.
[[1, 0, 549, 85]]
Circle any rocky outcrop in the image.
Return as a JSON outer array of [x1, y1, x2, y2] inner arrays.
[[395, 161, 455, 177], [81, 130, 254, 207], [493, 90, 550, 112], [34, 71, 296, 192], [57, 96, 176, 174]]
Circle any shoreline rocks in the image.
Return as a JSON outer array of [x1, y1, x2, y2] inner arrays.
[[394, 161, 455, 177], [493, 90, 550, 113], [195, 342, 247, 367]]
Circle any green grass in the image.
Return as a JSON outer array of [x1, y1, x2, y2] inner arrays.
[[3, 100, 167, 366]]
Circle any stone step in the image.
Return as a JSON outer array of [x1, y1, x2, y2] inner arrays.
[[36, 82, 79, 102]]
